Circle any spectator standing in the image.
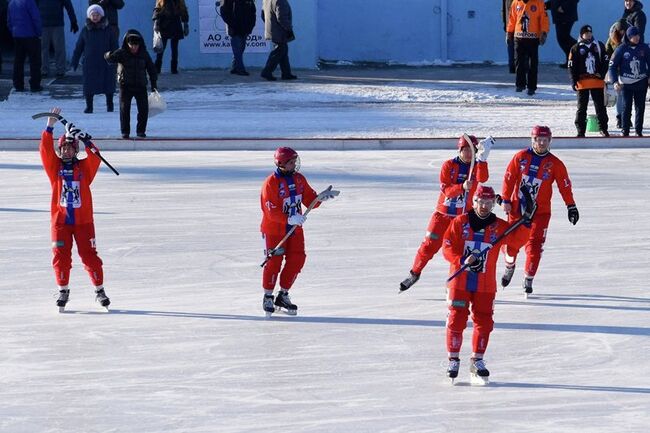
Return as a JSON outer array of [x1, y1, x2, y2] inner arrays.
[[71, 4, 118, 114], [104, 29, 158, 139], [544, 0, 579, 68], [152, 0, 189, 74], [7, 0, 42, 92], [88, 0, 124, 40], [502, 0, 515, 73], [605, 20, 627, 129], [568, 24, 609, 137], [622, 0, 646, 43], [507, 0, 550, 96], [261, 0, 296, 81], [608, 26, 650, 137], [219, 0, 256, 76], [38, 0, 78, 78]]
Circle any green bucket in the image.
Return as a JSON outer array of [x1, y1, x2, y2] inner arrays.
[[586, 114, 599, 132]]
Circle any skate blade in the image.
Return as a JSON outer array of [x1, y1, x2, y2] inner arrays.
[[58, 306, 65, 313], [470, 374, 489, 386], [265, 311, 273, 318], [276, 307, 297, 316], [448, 377, 458, 386]]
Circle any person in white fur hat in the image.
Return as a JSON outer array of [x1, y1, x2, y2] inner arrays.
[[71, 4, 118, 113]]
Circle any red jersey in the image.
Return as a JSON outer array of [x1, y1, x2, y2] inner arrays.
[[40, 130, 101, 226], [260, 170, 319, 236], [502, 148, 575, 216], [435, 158, 489, 217], [443, 212, 512, 293]]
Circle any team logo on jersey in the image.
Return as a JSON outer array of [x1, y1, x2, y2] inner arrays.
[[59, 181, 81, 208], [282, 194, 303, 214], [463, 242, 489, 273], [488, 226, 498, 244]]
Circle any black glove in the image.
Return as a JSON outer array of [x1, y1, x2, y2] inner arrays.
[[506, 32, 514, 43], [183, 22, 189, 37], [71, 22, 79, 34], [571, 82, 577, 91], [286, 29, 295, 41], [495, 193, 503, 206], [567, 204, 579, 225], [468, 254, 484, 273]]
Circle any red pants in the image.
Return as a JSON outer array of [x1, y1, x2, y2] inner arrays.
[[262, 229, 306, 290], [446, 289, 495, 358], [411, 212, 453, 274], [51, 223, 103, 286], [503, 212, 551, 277]]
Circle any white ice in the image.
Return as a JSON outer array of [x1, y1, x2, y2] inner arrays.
[[1, 148, 648, 433]]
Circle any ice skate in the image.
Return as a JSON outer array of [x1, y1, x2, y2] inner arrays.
[[95, 288, 111, 311], [56, 289, 70, 313], [501, 264, 515, 288], [274, 291, 297, 316], [447, 358, 460, 385], [263, 293, 275, 318], [523, 277, 534, 299], [399, 270, 420, 292], [469, 358, 490, 386]]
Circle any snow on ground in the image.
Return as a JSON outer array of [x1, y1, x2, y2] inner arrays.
[[0, 149, 648, 433], [1, 77, 586, 140]]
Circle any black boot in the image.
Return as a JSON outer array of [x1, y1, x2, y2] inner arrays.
[[106, 94, 114, 112], [171, 59, 178, 74], [616, 115, 622, 129], [84, 94, 93, 113]]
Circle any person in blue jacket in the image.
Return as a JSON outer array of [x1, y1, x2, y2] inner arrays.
[[608, 26, 650, 136], [7, 0, 42, 92], [71, 5, 118, 113]]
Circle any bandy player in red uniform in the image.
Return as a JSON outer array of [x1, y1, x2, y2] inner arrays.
[[260, 147, 338, 315], [442, 185, 531, 385], [40, 108, 110, 311], [500, 125, 579, 296], [399, 134, 494, 292]]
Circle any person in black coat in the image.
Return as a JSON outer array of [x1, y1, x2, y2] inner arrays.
[[220, 0, 256, 75], [622, 0, 647, 43], [544, 0, 579, 68], [104, 29, 157, 139], [152, 0, 189, 74], [88, 0, 124, 40], [71, 5, 118, 113]]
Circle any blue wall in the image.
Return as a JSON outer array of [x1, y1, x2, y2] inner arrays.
[[63, 0, 623, 69]]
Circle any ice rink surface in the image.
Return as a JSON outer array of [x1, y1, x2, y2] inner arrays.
[[1, 149, 648, 432]]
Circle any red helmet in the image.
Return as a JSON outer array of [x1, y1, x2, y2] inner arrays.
[[56, 134, 79, 160], [457, 134, 478, 150], [531, 125, 552, 138], [274, 147, 298, 166], [474, 184, 496, 201]]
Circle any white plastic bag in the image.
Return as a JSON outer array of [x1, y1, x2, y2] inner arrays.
[[148, 90, 167, 117], [153, 30, 164, 54], [604, 87, 617, 108]]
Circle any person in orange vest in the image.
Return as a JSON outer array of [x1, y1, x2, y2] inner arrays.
[[507, 0, 550, 96], [39, 107, 110, 312], [568, 24, 609, 137]]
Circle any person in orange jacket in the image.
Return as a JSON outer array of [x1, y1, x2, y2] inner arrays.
[[500, 125, 578, 296], [40, 107, 110, 311], [399, 135, 493, 292], [260, 147, 338, 316], [442, 185, 529, 385], [507, 0, 550, 95]]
